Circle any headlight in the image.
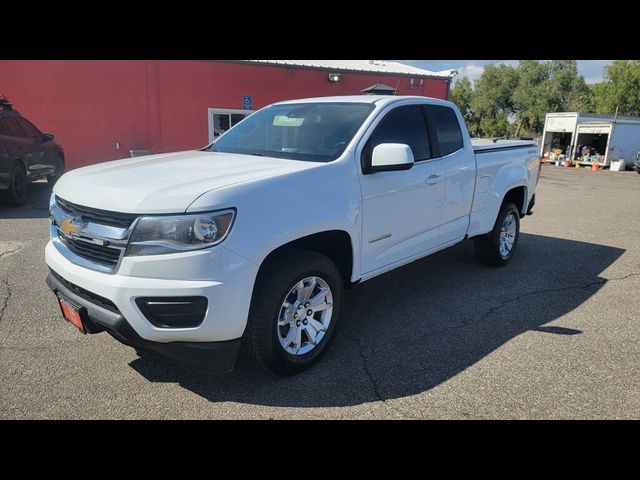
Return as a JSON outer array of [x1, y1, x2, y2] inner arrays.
[[49, 192, 56, 211], [126, 209, 235, 257]]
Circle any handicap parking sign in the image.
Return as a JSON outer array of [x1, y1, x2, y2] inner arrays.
[[242, 95, 253, 110]]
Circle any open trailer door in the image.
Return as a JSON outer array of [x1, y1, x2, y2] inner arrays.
[[574, 123, 612, 167], [540, 114, 576, 163]]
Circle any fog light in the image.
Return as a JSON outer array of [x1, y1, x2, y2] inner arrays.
[[136, 297, 208, 328]]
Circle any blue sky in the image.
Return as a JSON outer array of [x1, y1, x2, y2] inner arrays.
[[394, 60, 612, 84]]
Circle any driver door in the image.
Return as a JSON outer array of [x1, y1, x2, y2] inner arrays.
[[358, 104, 445, 276]]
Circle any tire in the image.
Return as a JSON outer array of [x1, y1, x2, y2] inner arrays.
[[47, 155, 65, 185], [2, 164, 28, 207], [474, 201, 520, 267], [246, 248, 343, 376]]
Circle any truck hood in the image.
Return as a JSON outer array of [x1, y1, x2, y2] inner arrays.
[[54, 150, 318, 213]]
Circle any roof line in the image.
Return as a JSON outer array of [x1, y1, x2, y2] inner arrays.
[[221, 60, 453, 80]]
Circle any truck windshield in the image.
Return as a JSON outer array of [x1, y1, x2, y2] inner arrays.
[[206, 102, 375, 162]]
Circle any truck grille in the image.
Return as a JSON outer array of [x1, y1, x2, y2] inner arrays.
[[59, 236, 122, 268], [55, 196, 138, 229]]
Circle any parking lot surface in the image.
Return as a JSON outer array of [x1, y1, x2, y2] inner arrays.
[[1, 166, 639, 419]]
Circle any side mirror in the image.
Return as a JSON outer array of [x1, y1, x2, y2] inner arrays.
[[43, 133, 55, 142], [370, 143, 414, 172]]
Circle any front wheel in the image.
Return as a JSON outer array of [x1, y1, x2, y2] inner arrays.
[[2, 165, 28, 206], [474, 201, 520, 267], [246, 248, 343, 376]]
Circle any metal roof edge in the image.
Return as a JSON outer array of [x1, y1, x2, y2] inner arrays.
[[227, 60, 454, 80]]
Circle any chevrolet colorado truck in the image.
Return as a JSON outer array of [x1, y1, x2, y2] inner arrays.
[[46, 95, 540, 375]]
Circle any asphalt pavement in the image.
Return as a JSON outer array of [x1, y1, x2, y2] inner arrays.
[[1, 165, 639, 419]]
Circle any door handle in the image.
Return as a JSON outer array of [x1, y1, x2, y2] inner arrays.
[[425, 174, 440, 185]]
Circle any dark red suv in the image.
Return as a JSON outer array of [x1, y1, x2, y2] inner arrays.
[[0, 96, 64, 206]]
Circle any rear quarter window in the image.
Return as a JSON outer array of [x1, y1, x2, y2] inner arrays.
[[426, 105, 463, 157]]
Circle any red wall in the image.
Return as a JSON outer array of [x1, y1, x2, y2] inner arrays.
[[0, 60, 449, 169]]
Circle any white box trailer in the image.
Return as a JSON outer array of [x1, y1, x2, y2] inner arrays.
[[540, 112, 640, 168]]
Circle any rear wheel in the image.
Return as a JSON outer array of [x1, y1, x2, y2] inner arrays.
[[474, 201, 520, 267], [47, 155, 65, 184], [246, 248, 343, 376], [2, 165, 28, 206]]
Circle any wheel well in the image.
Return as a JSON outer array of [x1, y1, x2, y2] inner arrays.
[[503, 186, 526, 216], [260, 230, 354, 286]]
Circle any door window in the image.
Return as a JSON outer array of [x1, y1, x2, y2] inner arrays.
[[16, 118, 41, 138], [425, 105, 463, 157], [1, 117, 26, 137], [0, 118, 12, 136], [362, 105, 430, 172]]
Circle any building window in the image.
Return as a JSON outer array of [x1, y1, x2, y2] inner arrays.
[[208, 108, 253, 142]]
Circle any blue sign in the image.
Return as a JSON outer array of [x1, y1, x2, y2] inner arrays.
[[242, 95, 253, 110]]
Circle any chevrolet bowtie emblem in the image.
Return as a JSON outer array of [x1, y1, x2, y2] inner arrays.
[[59, 217, 86, 236]]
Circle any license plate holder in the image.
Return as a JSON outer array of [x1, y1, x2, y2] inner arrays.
[[57, 295, 87, 334]]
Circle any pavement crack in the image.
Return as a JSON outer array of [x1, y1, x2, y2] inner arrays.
[[0, 247, 23, 260], [338, 329, 384, 402], [0, 278, 11, 325], [468, 270, 640, 329]]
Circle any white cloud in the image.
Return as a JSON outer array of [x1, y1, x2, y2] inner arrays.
[[394, 60, 612, 84], [455, 64, 485, 82]]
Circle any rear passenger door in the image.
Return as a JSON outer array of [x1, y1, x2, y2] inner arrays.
[[423, 105, 475, 246], [358, 104, 446, 276]]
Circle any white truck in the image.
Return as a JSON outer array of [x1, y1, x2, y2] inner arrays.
[[46, 95, 540, 375]]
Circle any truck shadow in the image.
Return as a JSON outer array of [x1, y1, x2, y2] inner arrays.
[[129, 233, 624, 408]]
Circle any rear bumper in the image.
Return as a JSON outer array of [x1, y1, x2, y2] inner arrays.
[[46, 271, 241, 374]]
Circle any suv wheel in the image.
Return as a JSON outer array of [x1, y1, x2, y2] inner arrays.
[[246, 248, 343, 375]]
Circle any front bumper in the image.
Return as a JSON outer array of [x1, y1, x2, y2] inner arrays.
[[45, 240, 258, 343], [46, 270, 241, 374]]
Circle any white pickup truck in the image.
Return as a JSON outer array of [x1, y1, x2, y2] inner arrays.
[[46, 95, 540, 375]]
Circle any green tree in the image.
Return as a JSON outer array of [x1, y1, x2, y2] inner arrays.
[[471, 64, 518, 137], [591, 60, 640, 116], [512, 60, 550, 136], [450, 77, 479, 136], [512, 60, 592, 137]]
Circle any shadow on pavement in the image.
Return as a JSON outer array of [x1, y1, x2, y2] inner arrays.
[[129, 233, 623, 407], [0, 181, 53, 219]]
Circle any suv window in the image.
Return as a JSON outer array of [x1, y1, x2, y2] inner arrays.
[[0, 118, 12, 136], [17, 117, 41, 138], [2, 116, 26, 137], [363, 106, 430, 169], [425, 105, 463, 156]]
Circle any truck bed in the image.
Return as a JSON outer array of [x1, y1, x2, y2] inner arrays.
[[472, 139, 537, 153]]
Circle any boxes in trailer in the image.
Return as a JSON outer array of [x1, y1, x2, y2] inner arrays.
[[541, 112, 640, 168]]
